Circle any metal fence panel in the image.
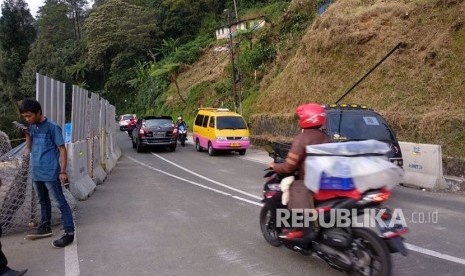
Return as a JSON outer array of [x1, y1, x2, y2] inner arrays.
[[35, 73, 65, 135], [71, 85, 89, 142]]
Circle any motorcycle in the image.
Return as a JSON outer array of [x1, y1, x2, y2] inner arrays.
[[260, 144, 408, 275], [177, 124, 187, 146], [127, 118, 137, 139]]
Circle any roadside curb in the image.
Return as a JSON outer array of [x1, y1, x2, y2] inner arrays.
[[444, 176, 465, 193]]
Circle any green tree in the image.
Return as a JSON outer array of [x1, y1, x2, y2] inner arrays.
[[19, 0, 80, 96], [84, 0, 160, 72], [158, 0, 226, 42], [83, 0, 161, 110], [0, 0, 36, 103], [65, 0, 88, 40]]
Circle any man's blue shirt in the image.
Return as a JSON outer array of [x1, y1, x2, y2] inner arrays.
[[29, 118, 65, 181]]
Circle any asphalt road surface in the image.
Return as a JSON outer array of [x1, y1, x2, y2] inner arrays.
[[3, 132, 465, 275]]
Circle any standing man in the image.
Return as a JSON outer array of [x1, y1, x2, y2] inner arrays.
[[18, 98, 75, 248]]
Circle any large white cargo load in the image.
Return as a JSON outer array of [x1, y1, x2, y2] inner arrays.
[[304, 140, 403, 193]]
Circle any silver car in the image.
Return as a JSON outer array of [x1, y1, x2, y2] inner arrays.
[[118, 114, 136, 131]]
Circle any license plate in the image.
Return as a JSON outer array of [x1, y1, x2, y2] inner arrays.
[[154, 132, 165, 137], [230, 142, 240, 147]]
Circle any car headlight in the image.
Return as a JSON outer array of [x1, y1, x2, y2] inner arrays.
[[216, 137, 227, 141], [241, 137, 249, 141]]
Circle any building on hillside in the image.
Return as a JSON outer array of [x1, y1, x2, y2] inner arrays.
[[215, 16, 266, 40]]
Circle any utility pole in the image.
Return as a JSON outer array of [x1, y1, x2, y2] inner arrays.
[[232, 0, 243, 115], [225, 9, 238, 112], [233, 0, 239, 22]]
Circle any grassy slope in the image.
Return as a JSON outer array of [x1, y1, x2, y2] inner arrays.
[[254, 0, 465, 157], [159, 0, 465, 158]]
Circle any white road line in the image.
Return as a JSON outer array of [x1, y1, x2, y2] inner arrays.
[[131, 155, 465, 267], [127, 156, 232, 196], [65, 227, 80, 276], [232, 196, 264, 207], [151, 153, 262, 200], [240, 156, 269, 165], [405, 243, 465, 266]]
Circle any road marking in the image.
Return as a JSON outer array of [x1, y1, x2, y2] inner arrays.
[[65, 225, 80, 276], [130, 155, 465, 267], [405, 243, 465, 266], [240, 156, 269, 165], [151, 153, 262, 200], [127, 156, 232, 196], [232, 196, 264, 207]]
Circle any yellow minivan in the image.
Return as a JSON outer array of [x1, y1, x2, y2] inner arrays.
[[193, 108, 250, 156]]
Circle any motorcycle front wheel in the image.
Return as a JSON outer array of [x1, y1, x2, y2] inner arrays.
[[180, 136, 185, 146], [349, 228, 392, 276], [259, 204, 281, 247]]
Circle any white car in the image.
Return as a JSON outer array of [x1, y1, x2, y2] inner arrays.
[[118, 114, 136, 131]]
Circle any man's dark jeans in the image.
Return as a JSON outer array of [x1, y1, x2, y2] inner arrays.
[[33, 180, 74, 233]]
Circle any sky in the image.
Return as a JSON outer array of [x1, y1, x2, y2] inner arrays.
[[0, 0, 44, 18], [1, 0, 93, 18], [27, 0, 43, 17]]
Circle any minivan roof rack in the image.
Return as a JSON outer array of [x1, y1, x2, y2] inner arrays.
[[198, 108, 230, 112]]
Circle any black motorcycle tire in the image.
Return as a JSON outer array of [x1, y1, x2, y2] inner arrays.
[[259, 204, 281, 247], [180, 136, 185, 146], [349, 228, 392, 276]]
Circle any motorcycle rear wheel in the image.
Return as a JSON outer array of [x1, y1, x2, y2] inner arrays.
[[259, 204, 281, 247], [349, 228, 392, 276]]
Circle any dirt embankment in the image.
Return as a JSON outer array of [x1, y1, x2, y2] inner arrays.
[[172, 0, 465, 176]]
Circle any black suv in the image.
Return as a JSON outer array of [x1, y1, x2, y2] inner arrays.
[[131, 116, 177, 152], [273, 104, 403, 167], [324, 104, 403, 167]]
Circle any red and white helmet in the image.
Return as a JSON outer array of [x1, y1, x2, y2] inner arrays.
[[295, 103, 326, 129]]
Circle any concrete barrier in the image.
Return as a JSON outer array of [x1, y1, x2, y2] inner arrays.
[[66, 141, 96, 200], [112, 132, 121, 160], [88, 136, 106, 184], [399, 142, 447, 191], [104, 131, 121, 174], [105, 131, 115, 173]]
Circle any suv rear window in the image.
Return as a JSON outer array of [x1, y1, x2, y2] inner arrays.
[[327, 112, 395, 141], [122, 115, 134, 120], [144, 119, 172, 128], [217, 116, 247, 130]]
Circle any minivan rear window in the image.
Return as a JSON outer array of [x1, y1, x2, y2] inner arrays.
[[217, 116, 247, 130]]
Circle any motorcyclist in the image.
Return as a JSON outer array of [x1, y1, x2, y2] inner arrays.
[[269, 103, 331, 244], [176, 116, 187, 129]]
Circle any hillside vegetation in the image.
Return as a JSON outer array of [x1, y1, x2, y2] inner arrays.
[[0, 0, 463, 174], [160, 0, 464, 173]]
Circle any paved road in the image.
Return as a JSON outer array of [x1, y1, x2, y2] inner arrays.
[[2, 132, 465, 275]]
